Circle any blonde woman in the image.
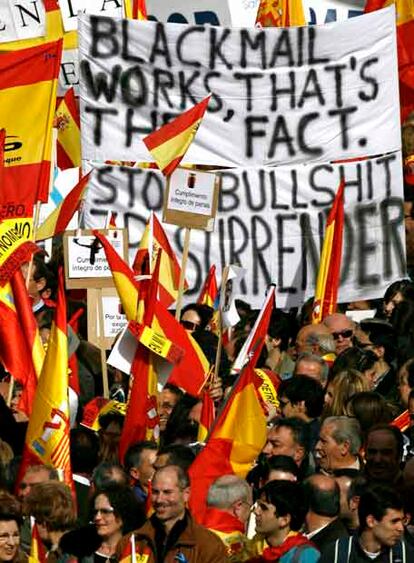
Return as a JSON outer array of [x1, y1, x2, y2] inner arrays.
[[323, 369, 370, 417]]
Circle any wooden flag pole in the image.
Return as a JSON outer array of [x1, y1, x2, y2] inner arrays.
[[175, 227, 191, 320], [97, 288, 110, 398]]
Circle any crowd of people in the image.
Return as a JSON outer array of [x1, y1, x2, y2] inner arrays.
[[1, 250, 414, 562]]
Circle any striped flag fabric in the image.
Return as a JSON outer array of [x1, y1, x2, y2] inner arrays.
[[35, 172, 91, 241], [365, 0, 414, 123], [143, 95, 211, 176], [232, 286, 276, 373], [0, 39, 62, 204], [256, 0, 306, 27], [55, 87, 81, 170], [197, 265, 219, 308], [95, 231, 210, 397], [312, 181, 345, 323], [22, 269, 72, 487], [119, 252, 161, 461], [29, 521, 46, 563], [197, 390, 215, 443], [124, 0, 148, 20], [189, 363, 267, 524], [0, 277, 40, 416], [133, 212, 188, 308]]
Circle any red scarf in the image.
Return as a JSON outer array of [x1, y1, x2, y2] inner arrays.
[[260, 533, 312, 561], [203, 507, 245, 534]]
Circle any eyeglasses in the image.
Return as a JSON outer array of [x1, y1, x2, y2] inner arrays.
[[0, 533, 20, 543], [180, 320, 200, 331], [332, 329, 353, 340], [93, 507, 115, 517]]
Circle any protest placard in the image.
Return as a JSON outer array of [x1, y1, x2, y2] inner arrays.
[[79, 8, 400, 168], [0, 1, 45, 43], [83, 153, 406, 308], [87, 288, 127, 348], [164, 169, 220, 231], [59, 0, 123, 32], [63, 228, 128, 289]]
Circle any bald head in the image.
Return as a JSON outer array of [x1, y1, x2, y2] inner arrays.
[[304, 473, 340, 518], [295, 323, 331, 357], [323, 314, 354, 355]]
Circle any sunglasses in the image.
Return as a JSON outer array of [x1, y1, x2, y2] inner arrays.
[[180, 320, 200, 331], [332, 329, 353, 340]]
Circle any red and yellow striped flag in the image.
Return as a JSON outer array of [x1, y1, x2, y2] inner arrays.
[[29, 521, 46, 563], [124, 0, 148, 20], [0, 276, 40, 416], [197, 265, 218, 308], [365, 0, 414, 122], [22, 269, 72, 487], [55, 87, 81, 170], [189, 364, 267, 524], [312, 181, 345, 324], [256, 0, 306, 27], [197, 390, 216, 443], [133, 212, 188, 308], [0, 39, 62, 205], [143, 96, 211, 176], [35, 172, 91, 241], [95, 231, 210, 397]]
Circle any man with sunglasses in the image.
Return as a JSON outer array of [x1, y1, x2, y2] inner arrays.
[[323, 314, 355, 356]]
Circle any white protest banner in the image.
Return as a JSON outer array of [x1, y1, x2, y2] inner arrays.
[[0, 0, 45, 43], [79, 8, 400, 168], [83, 152, 406, 309], [60, 0, 123, 32]]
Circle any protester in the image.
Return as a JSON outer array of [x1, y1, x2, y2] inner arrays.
[[17, 466, 59, 501], [204, 475, 253, 560], [123, 441, 157, 504], [249, 480, 320, 562], [293, 353, 329, 386], [315, 416, 362, 474], [118, 465, 226, 561], [319, 484, 414, 562], [24, 482, 76, 560], [324, 371, 370, 417], [0, 498, 25, 563], [364, 425, 404, 489], [303, 474, 349, 551], [323, 314, 355, 355]]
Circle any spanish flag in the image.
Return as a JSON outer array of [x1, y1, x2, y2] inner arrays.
[[189, 363, 267, 524], [95, 231, 210, 397], [55, 87, 81, 170], [0, 40, 62, 205], [22, 268, 72, 487], [29, 521, 46, 563], [0, 276, 40, 416], [124, 0, 148, 20], [256, 0, 307, 27], [119, 254, 161, 461], [198, 265, 219, 309], [143, 96, 211, 176], [133, 212, 188, 308], [197, 390, 216, 443], [35, 172, 91, 241], [312, 181, 345, 324], [232, 286, 276, 373], [365, 0, 414, 122]]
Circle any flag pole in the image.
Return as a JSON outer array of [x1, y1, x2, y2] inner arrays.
[[213, 266, 229, 383], [97, 288, 110, 398], [175, 227, 191, 320]]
